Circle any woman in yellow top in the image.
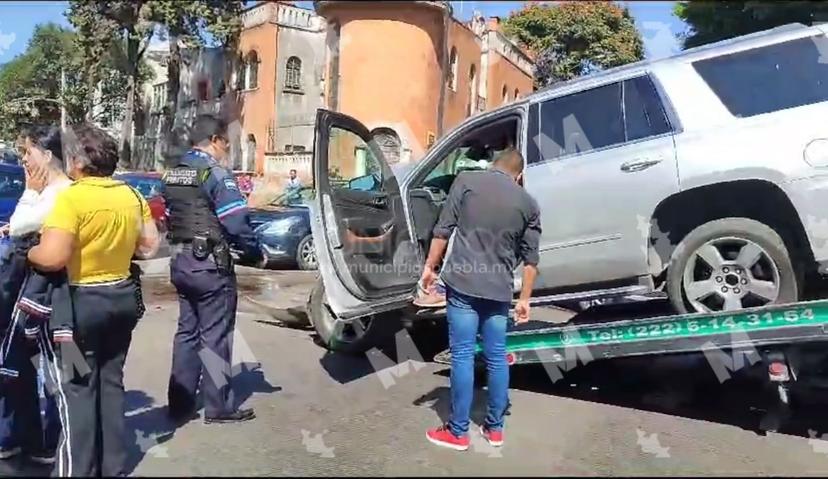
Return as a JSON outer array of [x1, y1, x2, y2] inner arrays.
[[28, 123, 160, 477]]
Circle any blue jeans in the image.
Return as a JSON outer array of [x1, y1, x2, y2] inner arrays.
[[446, 286, 510, 437]]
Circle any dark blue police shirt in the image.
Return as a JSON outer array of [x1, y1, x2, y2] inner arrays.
[[168, 149, 259, 255]]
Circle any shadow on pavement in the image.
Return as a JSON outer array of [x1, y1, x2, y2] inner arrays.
[[123, 364, 281, 475], [232, 363, 283, 406], [427, 350, 828, 442], [422, 300, 828, 441], [124, 390, 176, 476], [0, 456, 52, 477], [317, 319, 449, 385]]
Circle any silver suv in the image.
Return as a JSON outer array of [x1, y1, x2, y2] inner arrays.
[[307, 23, 828, 353]]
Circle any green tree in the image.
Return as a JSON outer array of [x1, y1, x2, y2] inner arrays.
[[0, 23, 133, 140], [68, 1, 157, 168], [674, 1, 828, 49], [68, 0, 245, 169], [503, 1, 644, 87]]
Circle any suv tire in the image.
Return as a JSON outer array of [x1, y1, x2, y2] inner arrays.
[[666, 218, 800, 314], [307, 279, 401, 354]]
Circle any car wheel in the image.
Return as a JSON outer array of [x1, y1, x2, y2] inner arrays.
[[307, 279, 400, 354], [296, 234, 317, 271], [666, 218, 800, 314]]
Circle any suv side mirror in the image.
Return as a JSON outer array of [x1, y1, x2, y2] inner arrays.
[[348, 173, 380, 191]]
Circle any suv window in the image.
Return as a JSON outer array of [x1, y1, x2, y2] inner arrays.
[[538, 82, 624, 161], [0, 169, 23, 199], [533, 75, 672, 163], [693, 35, 828, 118], [623, 75, 672, 141]]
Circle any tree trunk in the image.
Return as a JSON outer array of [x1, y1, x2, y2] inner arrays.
[[160, 33, 181, 169], [119, 33, 138, 170]]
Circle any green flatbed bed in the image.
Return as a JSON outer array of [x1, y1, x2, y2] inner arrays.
[[434, 300, 828, 366]]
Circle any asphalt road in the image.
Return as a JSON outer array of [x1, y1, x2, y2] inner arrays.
[[6, 269, 828, 476]]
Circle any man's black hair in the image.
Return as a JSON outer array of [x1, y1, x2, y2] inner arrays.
[[190, 114, 229, 146]]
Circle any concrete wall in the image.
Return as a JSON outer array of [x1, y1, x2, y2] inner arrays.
[[274, 22, 326, 154], [484, 31, 535, 109], [238, 21, 279, 173], [319, 1, 448, 163], [443, 20, 482, 133]]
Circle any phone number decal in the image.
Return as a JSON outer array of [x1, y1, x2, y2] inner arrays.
[[579, 307, 818, 344]]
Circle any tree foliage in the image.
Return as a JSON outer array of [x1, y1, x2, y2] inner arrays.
[[0, 23, 136, 140], [503, 1, 644, 87], [674, 1, 828, 49], [68, 0, 244, 168], [68, 0, 159, 167]]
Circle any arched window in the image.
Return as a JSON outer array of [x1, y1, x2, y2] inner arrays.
[[467, 64, 477, 117], [286, 56, 302, 91], [371, 127, 401, 164], [514, 88, 520, 100], [448, 47, 458, 91], [502, 85, 509, 104], [245, 51, 259, 90]]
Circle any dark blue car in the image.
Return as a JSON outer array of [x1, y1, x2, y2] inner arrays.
[[246, 187, 316, 270], [0, 163, 24, 226]]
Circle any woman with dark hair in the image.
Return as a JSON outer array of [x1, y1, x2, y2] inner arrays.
[[0, 125, 72, 238], [28, 123, 160, 477], [0, 124, 71, 466]]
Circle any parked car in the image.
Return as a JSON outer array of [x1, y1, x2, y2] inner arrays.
[[114, 172, 167, 232], [0, 148, 20, 166], [246, 186, 317, 270], [307, 23, 828, 353], [0, 163, 24, 225]]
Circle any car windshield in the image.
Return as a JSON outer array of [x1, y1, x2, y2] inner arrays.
[[120, 176, 163, 198], [0, 169, 24, 198], [272, 187, 313, 206]]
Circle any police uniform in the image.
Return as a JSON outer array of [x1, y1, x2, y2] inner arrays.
[[163, 149, 259, 420]]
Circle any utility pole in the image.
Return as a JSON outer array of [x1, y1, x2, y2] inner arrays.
[[60, 67, 67, 130]]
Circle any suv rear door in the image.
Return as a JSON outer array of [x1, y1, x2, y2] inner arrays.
[[525, 74, 680, 289], [309, 109, 419, 319]]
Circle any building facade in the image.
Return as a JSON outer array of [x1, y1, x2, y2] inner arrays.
[[139, 0, 534, 179], [316, 0, 534, 167]]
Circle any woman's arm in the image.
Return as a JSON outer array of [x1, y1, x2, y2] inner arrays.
[[134, 218, 160, 260], [28, 228, 75, 271]]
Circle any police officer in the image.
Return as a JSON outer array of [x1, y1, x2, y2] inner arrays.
[[163, 114, 261, 424]]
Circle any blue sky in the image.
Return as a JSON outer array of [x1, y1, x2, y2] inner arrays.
[[0, 1, 686, 63]]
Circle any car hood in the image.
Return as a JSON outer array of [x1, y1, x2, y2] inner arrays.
[[249, 205, 309, 221]]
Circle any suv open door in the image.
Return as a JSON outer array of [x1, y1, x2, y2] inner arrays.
[[309, 109, 420, 323]]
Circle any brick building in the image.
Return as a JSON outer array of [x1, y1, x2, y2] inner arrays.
[[242, 0, 533, 175], [141, 1, 534, 179]]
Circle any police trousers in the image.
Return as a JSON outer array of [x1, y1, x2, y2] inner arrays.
[[168, 251, 238, 418], [53, 280, 138, 478]]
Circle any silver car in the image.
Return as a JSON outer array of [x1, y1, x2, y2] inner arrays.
[[307, 23, 828, 353]]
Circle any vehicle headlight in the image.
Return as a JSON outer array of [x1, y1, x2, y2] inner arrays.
[[257, 216, 302, 236]]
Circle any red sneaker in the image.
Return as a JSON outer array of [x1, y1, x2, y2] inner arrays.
[[426, 425, 470, 451], [479, 425, 504, 447]]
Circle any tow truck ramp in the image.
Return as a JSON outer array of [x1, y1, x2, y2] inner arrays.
[[433, 300, 828, 366]]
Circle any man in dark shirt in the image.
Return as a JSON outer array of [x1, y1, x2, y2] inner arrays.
[[421, 146, 541, 451]]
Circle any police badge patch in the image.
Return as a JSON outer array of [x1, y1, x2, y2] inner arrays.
[[224, 178, 239, 191], [164, 168, 200, 186]]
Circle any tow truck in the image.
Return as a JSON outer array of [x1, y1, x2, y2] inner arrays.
[[432, 298, 828, 433]]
